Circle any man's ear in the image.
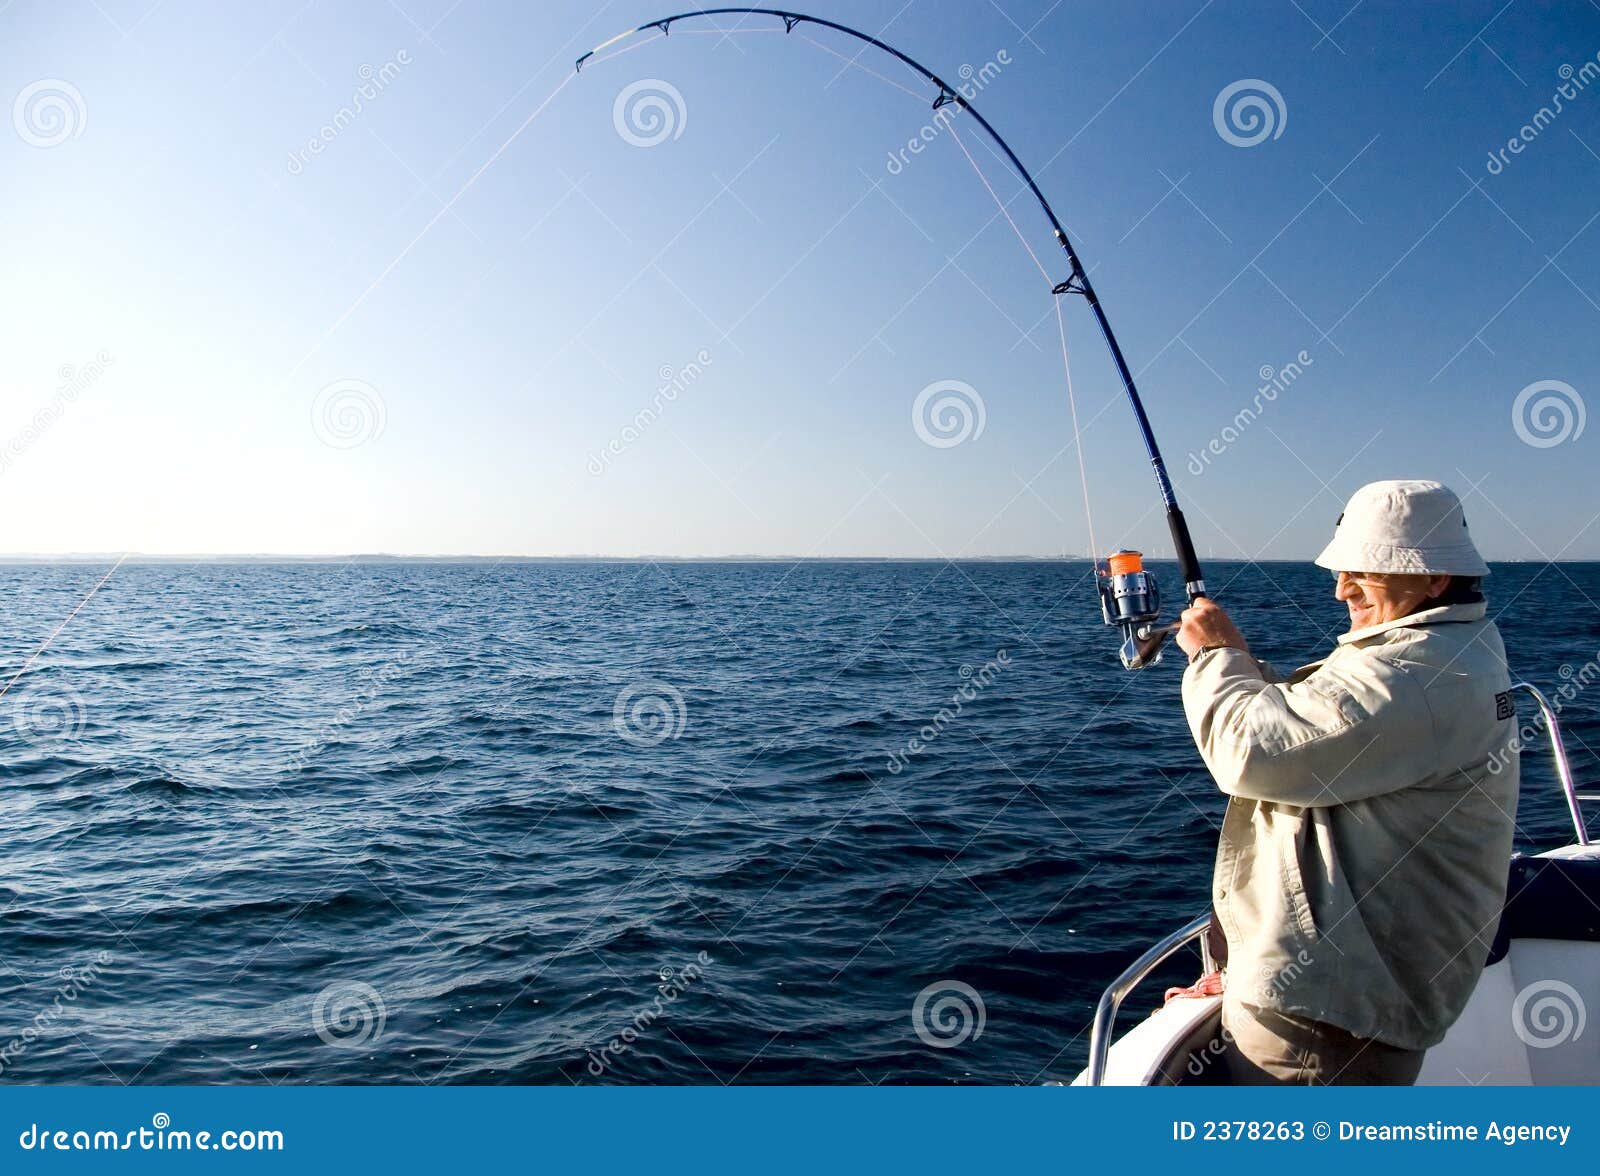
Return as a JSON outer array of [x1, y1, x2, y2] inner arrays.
[[1426, 573, 1452, 598]]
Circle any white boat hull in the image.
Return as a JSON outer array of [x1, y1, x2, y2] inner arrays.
[[1075, 845, 1600, 1086]]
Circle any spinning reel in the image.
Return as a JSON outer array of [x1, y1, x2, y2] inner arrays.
[[1097, 550, 1175, 671]]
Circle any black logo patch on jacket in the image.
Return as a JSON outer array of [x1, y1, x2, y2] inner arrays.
[[1495, 690, 1514, 721]]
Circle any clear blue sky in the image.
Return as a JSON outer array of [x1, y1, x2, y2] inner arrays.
[[4, 0, 1598, 558]]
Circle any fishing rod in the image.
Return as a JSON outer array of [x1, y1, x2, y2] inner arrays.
[[577, 8, 1207, 669]]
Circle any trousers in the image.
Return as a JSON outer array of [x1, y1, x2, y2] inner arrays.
[[1219, 998, 1425, 1086]]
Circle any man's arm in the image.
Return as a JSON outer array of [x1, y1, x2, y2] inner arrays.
[[1178, 603, 1434, 807]]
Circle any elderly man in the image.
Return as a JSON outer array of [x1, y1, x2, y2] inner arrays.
[[1176, 480, 1518, 1085]]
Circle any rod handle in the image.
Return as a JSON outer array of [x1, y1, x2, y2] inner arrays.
[[1165, 505, 1207, 602]]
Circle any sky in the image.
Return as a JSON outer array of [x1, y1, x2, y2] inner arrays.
[[3, 0, 1598, 559]]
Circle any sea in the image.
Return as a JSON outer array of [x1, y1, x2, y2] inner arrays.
[[1, 559, 1595, 1085]]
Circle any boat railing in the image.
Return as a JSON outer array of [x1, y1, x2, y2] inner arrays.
[[1511, 681, 1589, 846], [1084, 910, 1212, 1086]]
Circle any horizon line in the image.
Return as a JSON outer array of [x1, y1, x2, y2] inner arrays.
[[0, 552, 1581, 564]]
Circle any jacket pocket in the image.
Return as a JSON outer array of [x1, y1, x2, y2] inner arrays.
[[1275, 819, 1320, 943]]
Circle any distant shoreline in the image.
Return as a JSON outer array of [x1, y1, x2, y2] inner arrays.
[[0, 554, 1580, 565]]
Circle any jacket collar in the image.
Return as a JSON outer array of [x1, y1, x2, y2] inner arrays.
[[1336, 599, 1488, 645]]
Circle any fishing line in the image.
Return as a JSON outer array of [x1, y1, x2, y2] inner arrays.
[[670, 26, 790, 39], [942, 120, 1052, 284], [691, 13, 1095, 566], [943, 117, 1101, 571], [794, 33, 931, 104], [575, 8, 1209, 668], [755, 19, 1099, 568], [0, 552, 129, 704], [1056, 300, 1101, 575]]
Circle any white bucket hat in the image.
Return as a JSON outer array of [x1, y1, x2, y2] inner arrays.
[[1314, 479, 1489, 577]]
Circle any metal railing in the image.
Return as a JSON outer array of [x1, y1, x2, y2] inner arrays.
[[1511, 682, 1589, 846], [1084, 911, 1212, 1087]]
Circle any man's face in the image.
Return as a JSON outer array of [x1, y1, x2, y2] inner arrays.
[[1333, 571, 1450, 631]]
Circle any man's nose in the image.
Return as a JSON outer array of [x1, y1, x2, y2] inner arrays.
[[1334, 573, 1360, 601]]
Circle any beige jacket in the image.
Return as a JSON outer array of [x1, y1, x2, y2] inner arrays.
[[1182, 601, 1518, 1050]]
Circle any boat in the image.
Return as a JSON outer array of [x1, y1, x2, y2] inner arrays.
[[1074, 680, 1600, 1086]]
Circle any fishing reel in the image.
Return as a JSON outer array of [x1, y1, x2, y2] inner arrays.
[[1097, 550, 1172, 671]]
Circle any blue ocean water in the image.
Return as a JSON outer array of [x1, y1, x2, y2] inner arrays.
[[0, 559, 1594, 1085]]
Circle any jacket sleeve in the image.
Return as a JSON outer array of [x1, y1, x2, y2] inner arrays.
[[1181, 646, 1435, 807]]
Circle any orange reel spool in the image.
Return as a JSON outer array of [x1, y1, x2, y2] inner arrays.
[[1105, 550, 1144, 577]]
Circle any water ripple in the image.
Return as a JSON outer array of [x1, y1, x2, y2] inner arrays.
[[0, 559, 1588, 1083]]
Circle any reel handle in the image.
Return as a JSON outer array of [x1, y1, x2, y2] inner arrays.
[[1121, 625, 1169, 671]]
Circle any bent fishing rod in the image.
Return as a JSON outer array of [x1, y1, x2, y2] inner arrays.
[[577, 8, 1207, 669]]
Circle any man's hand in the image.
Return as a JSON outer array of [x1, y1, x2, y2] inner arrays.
[[1176, 597, 1249, 661]]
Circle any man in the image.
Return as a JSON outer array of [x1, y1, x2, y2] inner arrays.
[[1175, 479, 1518, 1085]]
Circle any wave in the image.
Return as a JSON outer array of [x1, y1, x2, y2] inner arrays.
[[0, 558, 1579, 1083]]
